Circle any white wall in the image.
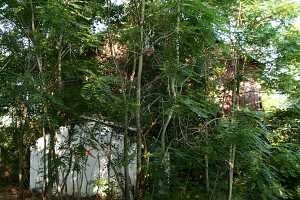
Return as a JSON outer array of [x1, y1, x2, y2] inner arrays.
[[30, 123, 136, 197]]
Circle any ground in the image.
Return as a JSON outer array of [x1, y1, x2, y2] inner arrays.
[[0, 186, 33, 200], [0, 186, 115, 200]]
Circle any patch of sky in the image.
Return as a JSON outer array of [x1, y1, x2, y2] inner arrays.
[[18, 37, 31, 49], [0, 4, 14, 33], [0, 4, 8, 10], [91, 0, 127, 34], [112, 0, 127, 5], [0, 114, 12, 128], [0, 20, 15, 33], [0, 47, 11, 57], [262, 91, 290, 111], [92, 19, 107, 34]]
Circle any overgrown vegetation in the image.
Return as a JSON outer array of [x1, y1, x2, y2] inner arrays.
[[0, 0, 299, 199]]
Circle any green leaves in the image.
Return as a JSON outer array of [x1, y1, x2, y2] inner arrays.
[[0, 0, 299, 198], [178, 96, 209, 118]]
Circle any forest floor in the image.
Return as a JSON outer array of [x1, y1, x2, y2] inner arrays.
[[0, 186, 110, 200], [0, 186, 31, 200]]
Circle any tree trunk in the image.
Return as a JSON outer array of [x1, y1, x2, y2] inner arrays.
[[42, 126, 47, 200], [30, 1, 49, 198], [57, 34, 63, 90], [228, 145, 236, 200], [135, 0, 145, 199], [205, 154, 209, 194], [18, 119, 24, 200], [124, 93, 133, 200]]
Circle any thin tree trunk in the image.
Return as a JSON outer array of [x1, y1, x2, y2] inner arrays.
[[42, 126, 47, 200], [204, 53, 210, 198], [228, 56, 237, 200], [135, 0, 145, 198], [60, 131, 73, 195], [72, 167, 75, 198], [162, 0, 180, 159], [205, 154, 209, 194], [176, 0, 180, 73], [228, 144, 236, 200], [104, 0, 133, 198], [124, 92, 133, 200], [228, 3, 241, 195], [161, 0, 180, 149], [48, 130, 56, 198], [159, 1, 180, 197], [107, 131, 113, 199], [30, 1, 47, 198], [57, 34, 63, 90], [49, 33, 63, 198], [161, 109, 173, 155], [18, 118, 24, 200]]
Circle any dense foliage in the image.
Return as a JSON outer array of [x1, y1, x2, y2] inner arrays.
[[0, 0, 299, 200]]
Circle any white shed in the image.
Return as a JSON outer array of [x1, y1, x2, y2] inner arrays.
[[30, 123, 136, 197]]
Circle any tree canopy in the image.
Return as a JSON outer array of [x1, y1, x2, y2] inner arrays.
[[0, 0, 299, 200]]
